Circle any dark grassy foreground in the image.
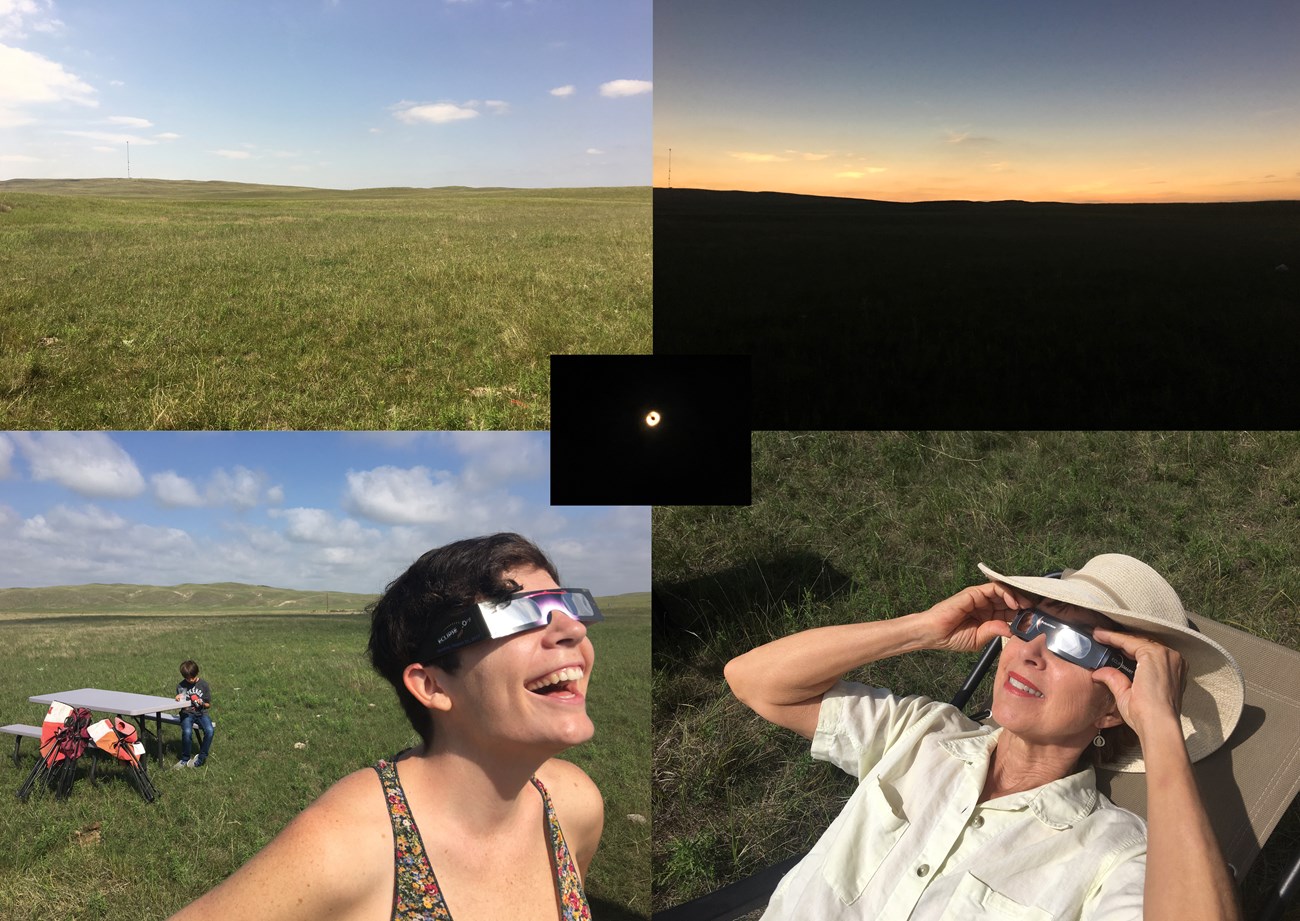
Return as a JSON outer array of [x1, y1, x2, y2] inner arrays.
[[0, 593, 650, 920], [0, 180, 651, 429], [654, 189, 1300, 428], [652, 431, 1300, 917]]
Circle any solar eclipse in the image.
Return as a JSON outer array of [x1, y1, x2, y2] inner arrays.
[[645, 410, 661, 427]]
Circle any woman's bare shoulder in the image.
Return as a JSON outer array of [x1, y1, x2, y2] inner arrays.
[[169, 766, 393, 921], [535, 758, 604, 874], [536, 757, 601, 806]]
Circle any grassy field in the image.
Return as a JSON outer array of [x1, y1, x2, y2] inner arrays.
[[654, 189, 1300, 428], [652, 431, 1300, 918], [0, 180, 651, 429], [0, 593, 650, 920]]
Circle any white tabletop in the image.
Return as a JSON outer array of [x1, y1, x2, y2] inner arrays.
[[29, 688, 185, 717]]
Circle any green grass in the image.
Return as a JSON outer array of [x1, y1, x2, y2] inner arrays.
[[0, 181, 651, 429], [0, 593, 650, 920], [652, 431, 1300, 917]]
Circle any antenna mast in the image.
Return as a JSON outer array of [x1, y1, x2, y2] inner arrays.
[[668, 147, 672, 189], [126, 141, 131, 180]]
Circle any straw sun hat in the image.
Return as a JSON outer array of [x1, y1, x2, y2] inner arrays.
[[977, 554, 1245, 773]]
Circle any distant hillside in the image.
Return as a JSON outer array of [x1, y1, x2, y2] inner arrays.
[[0, 178, 645, 200], [0, 178, 333, 199], [0, 582, 377, 614], [0, 582, 650, 616]]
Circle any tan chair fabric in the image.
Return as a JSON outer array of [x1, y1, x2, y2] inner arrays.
[[1095, 613, 1300, 879]]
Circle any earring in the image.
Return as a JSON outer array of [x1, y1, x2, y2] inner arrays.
[[1092, 733, 1106, 748]]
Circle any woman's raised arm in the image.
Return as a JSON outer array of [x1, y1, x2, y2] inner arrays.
[[1092, 629, 1242, 921], [724, 582, 1017, 739]]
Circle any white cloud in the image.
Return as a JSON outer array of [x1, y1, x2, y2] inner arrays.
[[0, 0, 62, 40], [728, 151, 790, 164], [484, 99, 509, 115], [10, 433, 145, 499], [945, 131, 995, 146], [343, 465, 467, 525], [0, 152, 38, 161], [599, 79, 652, 98], [445, 432, 548, 491], [107, 115, 152, 127], [586, 148, 603, 155], [393, 102, 478, 124], [550, 85, 575, 97], [0, 42, 96, 126], [151, 471, 204, 507], [64, 129, 156, 146], [25, 504, 129, 536], [154, 132, 180, 141], [213, 149, 253, 159], [206, 466, 270, 510], [836, 168, 886, 177], [269, 507, 379, 546], [0, 433, 13, 478]]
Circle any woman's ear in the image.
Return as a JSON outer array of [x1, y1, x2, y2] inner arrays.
[[403, 662, 454, 714], [1095, 711, 1125, 730], [1093, 693, 1125, 731]]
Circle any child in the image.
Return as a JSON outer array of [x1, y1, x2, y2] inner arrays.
[[174, 660, 214, 768]]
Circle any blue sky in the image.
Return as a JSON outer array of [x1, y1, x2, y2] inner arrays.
[[1, 0, 651, 188], [656, 0, 1300, 202], [0, 431, 650, 596]]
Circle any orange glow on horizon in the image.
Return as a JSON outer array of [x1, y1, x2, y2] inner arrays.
[[652, 152, 1300, 204]]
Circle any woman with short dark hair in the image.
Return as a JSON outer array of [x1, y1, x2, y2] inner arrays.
[[172, 533, 604, 921]]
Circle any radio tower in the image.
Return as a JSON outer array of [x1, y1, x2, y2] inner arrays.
[[126, 141, 131, 180]]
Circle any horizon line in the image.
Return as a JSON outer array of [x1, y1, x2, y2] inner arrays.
[[0, 177, 654, 194], [654, 185, 1300, 206]]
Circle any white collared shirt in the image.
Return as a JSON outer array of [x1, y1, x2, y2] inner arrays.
[[761, 681, 1147, 921]]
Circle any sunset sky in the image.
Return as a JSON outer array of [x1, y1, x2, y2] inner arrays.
[[655, 0, 1300, 203]]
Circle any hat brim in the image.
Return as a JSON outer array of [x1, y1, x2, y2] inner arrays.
[[978, 562, 1245, 773]]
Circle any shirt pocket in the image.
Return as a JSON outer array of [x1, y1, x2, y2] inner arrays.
[[938, 872, 1055, 921], [820, 776, 909, 904]]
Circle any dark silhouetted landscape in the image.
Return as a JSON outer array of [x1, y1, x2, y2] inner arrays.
[[654, 189, 1300, 428]]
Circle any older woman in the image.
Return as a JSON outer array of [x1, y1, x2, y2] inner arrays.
[[172, 533, 604, 921], [725, 554, 1244, 921]]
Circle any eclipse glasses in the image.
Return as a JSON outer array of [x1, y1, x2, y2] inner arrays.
[[419, 588, 604, 661], [1009, 609, 1136, 679]]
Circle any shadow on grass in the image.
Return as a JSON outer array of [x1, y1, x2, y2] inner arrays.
[[591, 894, 650, 921], [653, 552, 854, 677]]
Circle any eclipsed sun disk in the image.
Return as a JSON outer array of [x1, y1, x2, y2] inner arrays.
[[645, 410, 661, 427]]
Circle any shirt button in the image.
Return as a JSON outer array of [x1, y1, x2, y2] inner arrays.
[[916, 864, 930, 878], [971, 815, 985, 828]]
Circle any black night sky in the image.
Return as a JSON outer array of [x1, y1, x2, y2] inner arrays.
[[550, 355, 751, 506]]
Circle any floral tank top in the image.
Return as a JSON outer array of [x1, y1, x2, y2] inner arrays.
[[373, 759, 591, 921]]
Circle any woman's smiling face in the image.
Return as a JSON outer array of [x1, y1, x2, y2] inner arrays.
[[435, 565, 597, 754], [991, 597, 1123, 750]]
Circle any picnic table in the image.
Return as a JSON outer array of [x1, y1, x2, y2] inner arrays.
[[28, 688, 185, 765]]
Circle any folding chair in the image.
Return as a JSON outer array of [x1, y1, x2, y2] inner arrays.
[[655, 613, 1300, 921], [86, 717, 158, 804], [16, 703, 93, 802]]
